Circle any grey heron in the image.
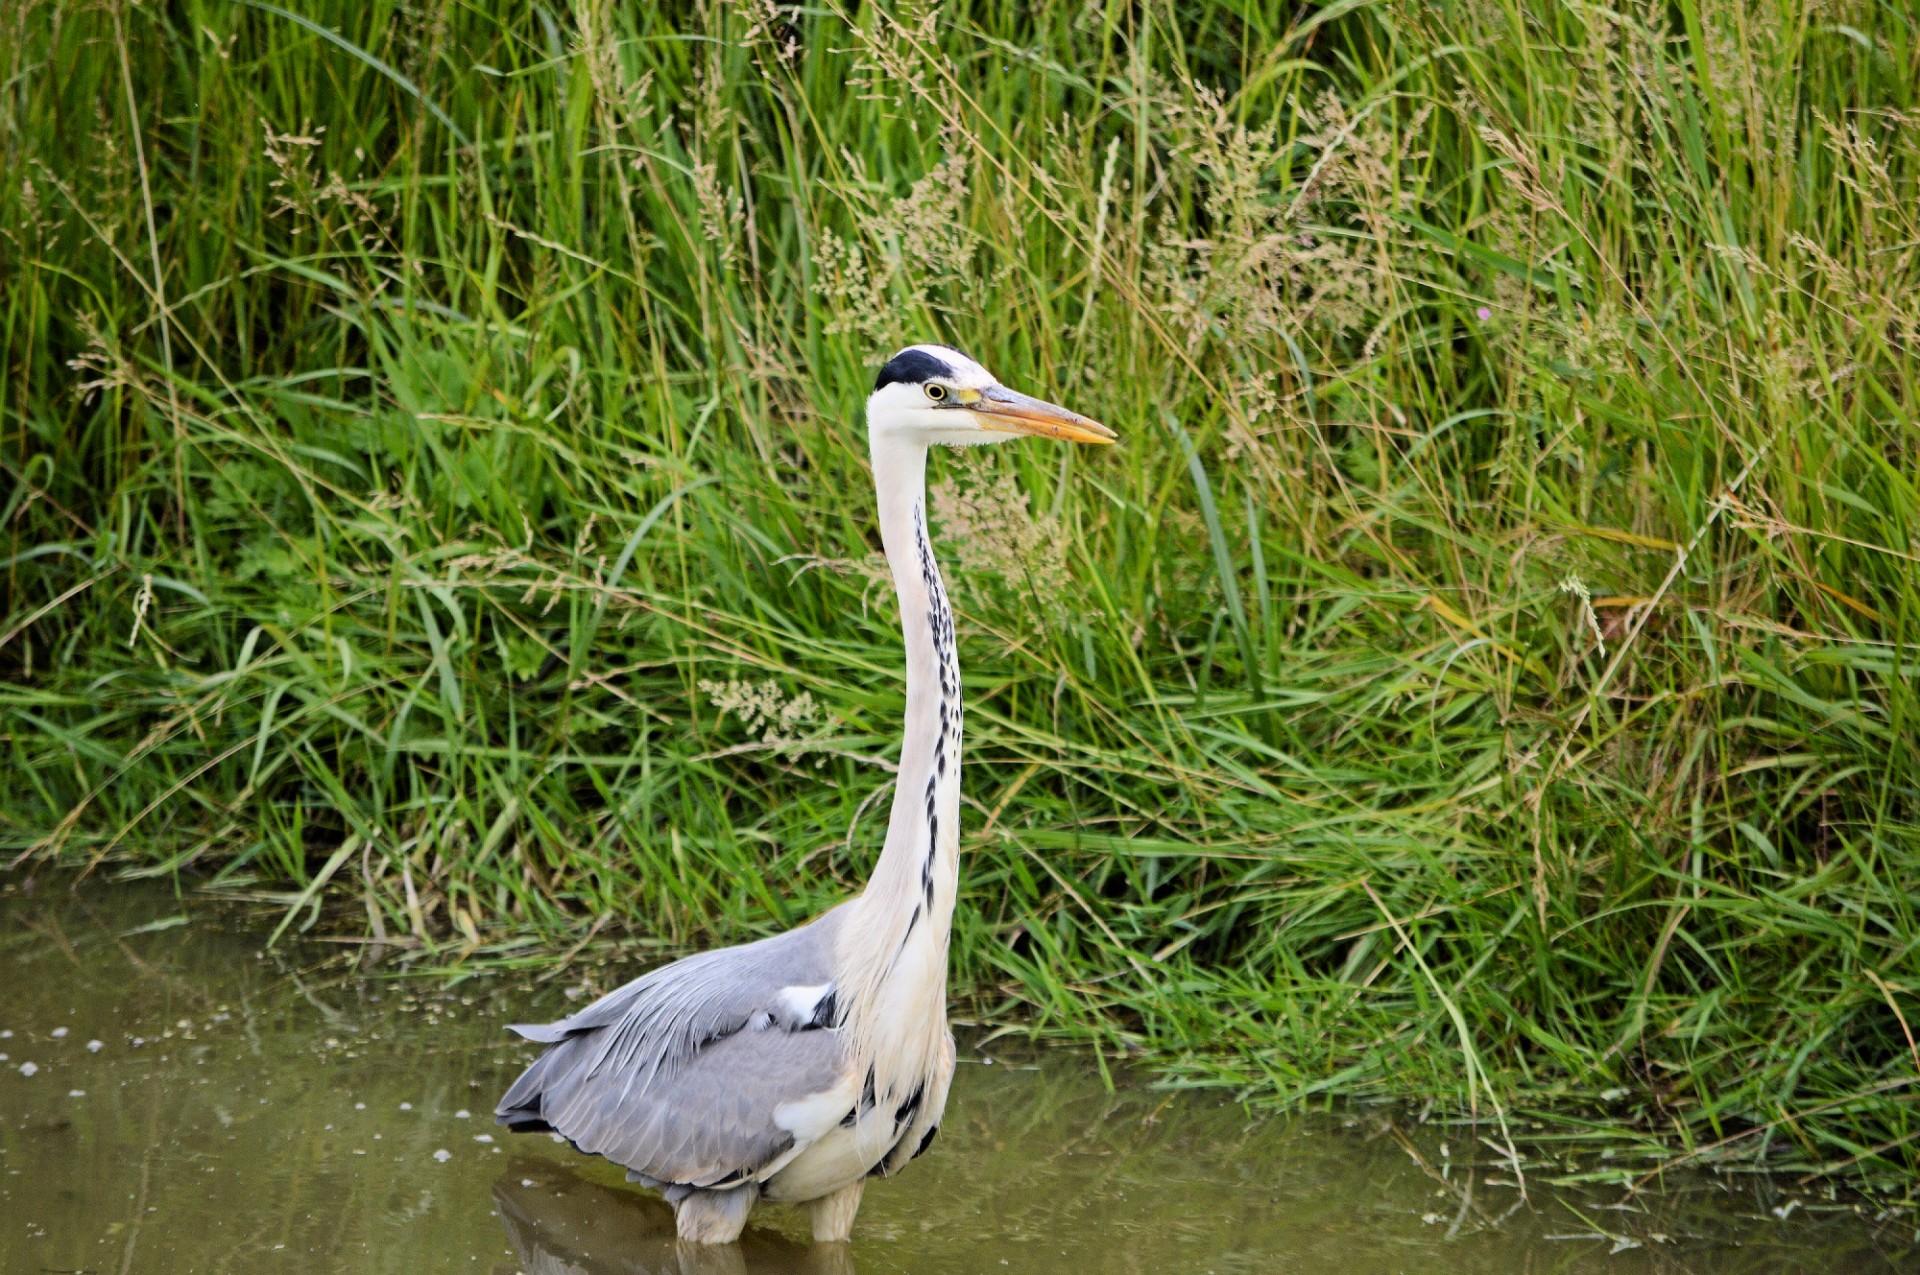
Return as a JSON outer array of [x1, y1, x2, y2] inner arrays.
[[496, 345, 1115, 1244]]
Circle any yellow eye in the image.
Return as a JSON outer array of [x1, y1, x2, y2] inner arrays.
[[925, 383, 948, 401]]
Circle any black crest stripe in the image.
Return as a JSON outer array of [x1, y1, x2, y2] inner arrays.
[[874, 348, 957, 391]]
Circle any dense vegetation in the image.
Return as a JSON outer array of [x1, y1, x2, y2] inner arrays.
[[4, 0, 1917, 1191]]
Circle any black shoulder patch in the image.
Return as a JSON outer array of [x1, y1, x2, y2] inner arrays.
[[874, 347, 956, 391], [799, 987, 838, 1031]]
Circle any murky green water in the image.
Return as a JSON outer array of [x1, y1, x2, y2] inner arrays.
[[1, 881, 1912, 1274]]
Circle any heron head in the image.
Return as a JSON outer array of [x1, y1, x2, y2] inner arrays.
[[865, 344, 1116, 448]]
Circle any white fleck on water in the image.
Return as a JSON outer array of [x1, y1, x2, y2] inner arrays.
[[86, 1040, 104, 1053], [473, 1134, 493, 1143], [68, 1089, 85, 1098], [432, 1148, 452, 1163], [399, 1102, 413, 1111], [454, 1109, 471, 1119], [50, 1027, 68, 1039], [18, 1062, 37, 1077]]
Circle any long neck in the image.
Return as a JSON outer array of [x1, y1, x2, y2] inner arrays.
[[836, 432, 962, 1072], [863, 434, 962, 929]]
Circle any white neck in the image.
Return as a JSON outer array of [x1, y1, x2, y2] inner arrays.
[[838, 432, 961, 1069]]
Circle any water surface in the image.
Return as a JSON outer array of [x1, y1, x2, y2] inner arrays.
[[1, 881, 1911, 1273]]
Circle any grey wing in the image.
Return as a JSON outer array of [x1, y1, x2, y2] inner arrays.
[[496, 906, 850, 1193]]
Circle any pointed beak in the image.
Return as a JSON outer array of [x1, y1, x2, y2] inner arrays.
[[966, 386, 1117, 445]]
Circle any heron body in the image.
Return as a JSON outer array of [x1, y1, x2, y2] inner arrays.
[[495, 345, 1114, 1244]]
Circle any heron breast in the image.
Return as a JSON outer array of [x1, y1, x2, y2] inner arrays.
[[759, 1102, 910, 1202]]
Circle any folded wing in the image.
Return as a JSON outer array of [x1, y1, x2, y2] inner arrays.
[[495, 906, 850, 1195]]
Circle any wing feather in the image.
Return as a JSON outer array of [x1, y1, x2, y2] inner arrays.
[[496, 905, 851, 1189]]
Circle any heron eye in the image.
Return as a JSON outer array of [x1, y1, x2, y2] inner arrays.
[[925, 383, 948, 402]]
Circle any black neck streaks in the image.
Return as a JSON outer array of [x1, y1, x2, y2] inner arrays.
[[913, 502, 960, 916]]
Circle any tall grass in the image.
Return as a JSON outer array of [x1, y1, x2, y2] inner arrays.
[[3, 0, 1917, 1190]]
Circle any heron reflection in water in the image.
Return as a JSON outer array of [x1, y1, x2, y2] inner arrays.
[[493, 1160, 855, 1275]]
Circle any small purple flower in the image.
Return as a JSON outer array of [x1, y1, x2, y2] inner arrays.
[[1476, 307, 1492, 321]]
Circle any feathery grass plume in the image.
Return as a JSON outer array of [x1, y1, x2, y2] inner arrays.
[[701, 678, 823, 750], [930, 450, 1070, 608], [818, 148, 979, 354]]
